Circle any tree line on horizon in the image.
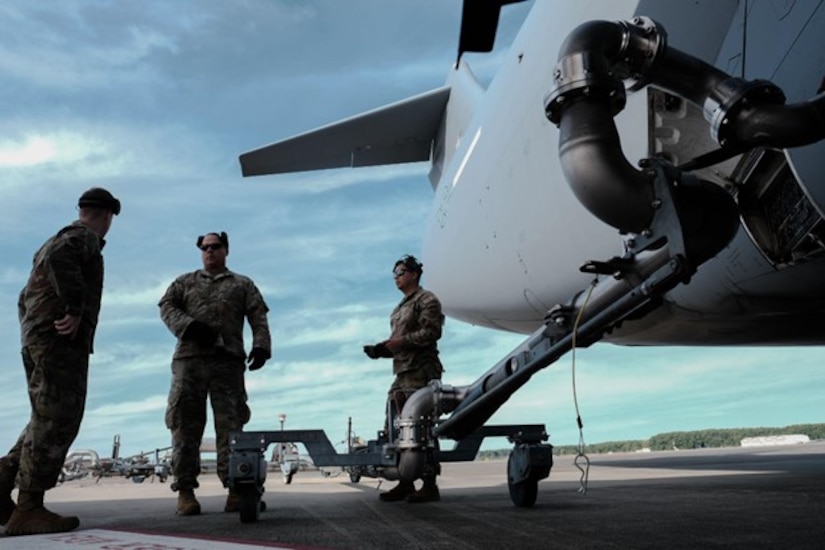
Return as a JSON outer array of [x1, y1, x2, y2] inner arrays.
[[477, 423, 825, 458]]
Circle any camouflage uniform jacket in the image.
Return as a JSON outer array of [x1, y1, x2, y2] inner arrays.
[[159, 268, 271, 360], [18, 220, 105, 353], [389, 287, 444, 375]]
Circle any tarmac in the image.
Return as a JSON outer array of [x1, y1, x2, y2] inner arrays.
[[2, 441, 824, 549]]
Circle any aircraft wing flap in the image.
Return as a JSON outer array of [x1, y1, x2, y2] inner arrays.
[[240, 86, 450, 177]]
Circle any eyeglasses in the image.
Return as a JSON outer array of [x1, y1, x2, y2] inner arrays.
[[393, 269, 407, 277], [200, 243, 223, 251]]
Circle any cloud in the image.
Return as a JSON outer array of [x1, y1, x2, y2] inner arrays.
[[88, 394, 168, 418]]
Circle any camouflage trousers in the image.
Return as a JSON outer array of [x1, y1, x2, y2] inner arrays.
[[0, 340, 89, 492], [165, 355, 250, 491], [386, 368, 442, 481]]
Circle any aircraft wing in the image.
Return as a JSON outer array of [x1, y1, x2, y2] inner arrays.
[[240, 86, 450, 177]]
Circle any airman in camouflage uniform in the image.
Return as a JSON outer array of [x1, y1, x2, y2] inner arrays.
[[363, 254, 444, 503], [0, 187, 120, 537], [159, 231, 271, 516]]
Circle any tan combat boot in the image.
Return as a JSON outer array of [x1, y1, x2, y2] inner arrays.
[[378, 480, 415, 502], [176, 488, 201, 516], [224, 489, 266, 513], [4, 490, 80, 536], [0, 459, 16, 525], [224, 489, 241, 512]]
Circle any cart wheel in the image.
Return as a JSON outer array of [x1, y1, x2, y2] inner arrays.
[[508, 476, 538, 507], [507, 454, 538, 508], [238, 486, 262, 523]]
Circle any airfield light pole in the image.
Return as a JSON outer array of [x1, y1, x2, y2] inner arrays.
[[278, 413, 287, 461]]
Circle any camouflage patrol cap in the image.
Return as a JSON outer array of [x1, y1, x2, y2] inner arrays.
[[78, 187, 121, 215], [395, 254, 423, 274]]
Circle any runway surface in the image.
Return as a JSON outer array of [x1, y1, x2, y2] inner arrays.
[[2, 442, 824, 549]]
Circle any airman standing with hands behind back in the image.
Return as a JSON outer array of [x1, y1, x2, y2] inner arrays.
[[159, 231, 271, 517]]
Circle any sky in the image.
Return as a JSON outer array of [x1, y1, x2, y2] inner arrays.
[[0, 0, 823, 466]]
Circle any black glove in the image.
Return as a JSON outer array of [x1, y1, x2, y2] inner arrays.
[[247, 347, 270, 371], [363, 344, 379, 359], [363, 342, 390, 359], [183, 320, 216, 344]]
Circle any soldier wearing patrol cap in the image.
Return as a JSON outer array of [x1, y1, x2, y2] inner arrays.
[[0, 187, 120, 536]]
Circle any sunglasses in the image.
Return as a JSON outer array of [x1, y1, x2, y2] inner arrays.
[[200, 243, 224, 251], [393, 269, 407, 277]]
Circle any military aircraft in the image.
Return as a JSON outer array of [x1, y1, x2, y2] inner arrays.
[[231, 0, 825, 516], [61, 435, 171, 484], [240, 0, 825, 343]]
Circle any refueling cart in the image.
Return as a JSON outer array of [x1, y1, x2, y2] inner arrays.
[[228, 420, 553, 523]]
